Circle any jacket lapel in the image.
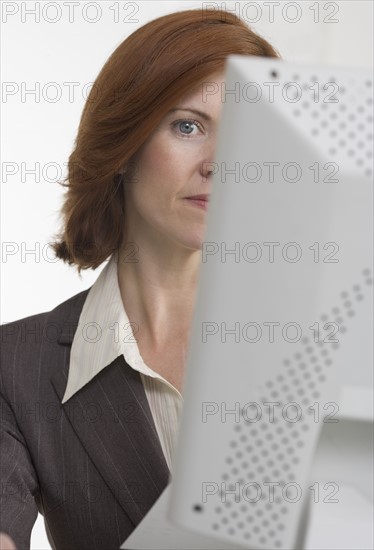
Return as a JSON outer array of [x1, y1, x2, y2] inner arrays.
[[49, 288, 171, 527]]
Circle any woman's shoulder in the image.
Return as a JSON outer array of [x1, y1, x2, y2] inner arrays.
[[0, 287, 92, 402], [0, 287, 91, 356]]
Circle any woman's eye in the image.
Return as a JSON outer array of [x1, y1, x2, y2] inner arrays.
[[172, 119, 202, 138]]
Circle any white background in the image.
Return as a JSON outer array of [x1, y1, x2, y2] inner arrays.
[[1, 1, 373, 548]]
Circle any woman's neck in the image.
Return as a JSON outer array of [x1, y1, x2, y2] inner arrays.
[[116, 239, 201, 349]]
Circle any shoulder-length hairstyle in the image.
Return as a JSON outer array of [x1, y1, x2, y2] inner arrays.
[[50, 7, 280, 273]]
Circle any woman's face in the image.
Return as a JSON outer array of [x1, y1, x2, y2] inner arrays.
[[123, 70, 225, 252]]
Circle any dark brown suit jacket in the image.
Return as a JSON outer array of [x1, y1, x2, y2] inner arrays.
[[0, 288, 171, 549]]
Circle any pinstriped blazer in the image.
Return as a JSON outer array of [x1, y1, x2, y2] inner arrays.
[[0, 288, 171, 550]]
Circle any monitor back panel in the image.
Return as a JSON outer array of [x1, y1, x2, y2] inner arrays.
[[168, 56, 373, 550]]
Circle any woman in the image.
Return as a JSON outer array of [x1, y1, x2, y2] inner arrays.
[[0, 7, 279, 549]]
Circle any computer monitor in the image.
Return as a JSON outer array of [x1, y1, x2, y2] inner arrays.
[[121, 55, 373, 550]]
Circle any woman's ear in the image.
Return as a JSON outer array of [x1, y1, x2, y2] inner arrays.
[[118, 165, 128, 175], [121, 161, 140, 184]]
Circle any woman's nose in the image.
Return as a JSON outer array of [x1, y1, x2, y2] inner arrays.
[[201, 141, 217, 179]]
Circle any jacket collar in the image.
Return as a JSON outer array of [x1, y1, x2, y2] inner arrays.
[[50, 269, 171, 528]]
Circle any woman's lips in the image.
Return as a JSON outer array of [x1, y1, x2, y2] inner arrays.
[[184, 198, 208, 210]]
